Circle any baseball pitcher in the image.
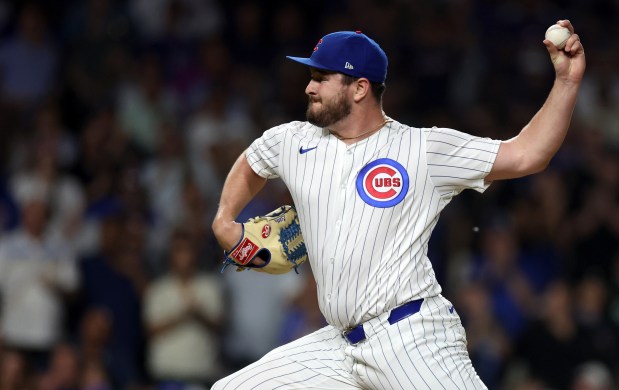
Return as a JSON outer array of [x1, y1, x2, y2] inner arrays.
[[212, 20, 585, 389]]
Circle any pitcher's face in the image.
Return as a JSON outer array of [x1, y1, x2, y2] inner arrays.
[[305, 70, 352, 128]]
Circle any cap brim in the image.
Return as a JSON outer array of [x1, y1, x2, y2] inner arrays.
[[286, 56, 335, 72]]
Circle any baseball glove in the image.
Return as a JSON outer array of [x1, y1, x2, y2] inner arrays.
[[221, 205, 308, 274]]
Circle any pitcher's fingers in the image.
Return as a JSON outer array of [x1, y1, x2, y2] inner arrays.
[[557, 19, 574, 34], [565, 34, 583, 55]]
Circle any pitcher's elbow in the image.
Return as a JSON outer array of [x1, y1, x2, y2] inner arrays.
[[527, 159, 551, 175]]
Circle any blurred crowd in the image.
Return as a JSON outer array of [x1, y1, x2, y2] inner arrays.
[[0, 0, 617, 389]]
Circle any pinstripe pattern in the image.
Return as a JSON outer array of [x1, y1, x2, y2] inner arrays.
[[220, 120, 499, 389], [246, 121, 499, 329], [212, 296, 486, 389]]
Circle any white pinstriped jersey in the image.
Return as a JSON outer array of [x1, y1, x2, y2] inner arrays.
[[246, 119, 500, 330]]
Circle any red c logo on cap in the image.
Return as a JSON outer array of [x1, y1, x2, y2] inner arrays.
[[314, 38, 323, 52]]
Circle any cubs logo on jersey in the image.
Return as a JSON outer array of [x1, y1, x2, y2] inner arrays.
[[356, 158, 409, 208]]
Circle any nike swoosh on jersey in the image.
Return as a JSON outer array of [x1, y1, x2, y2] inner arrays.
[[299, 146, 318, 154]]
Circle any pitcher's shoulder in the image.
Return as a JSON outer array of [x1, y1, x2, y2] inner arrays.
[[387, 120, 425, 137], [266, 121, 319, 134]]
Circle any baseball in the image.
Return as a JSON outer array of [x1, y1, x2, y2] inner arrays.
[[545, 24, 571, 49]]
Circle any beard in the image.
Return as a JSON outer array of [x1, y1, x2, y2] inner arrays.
[[306, 91, 352, 128]]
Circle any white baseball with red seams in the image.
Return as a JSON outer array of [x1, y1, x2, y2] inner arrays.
[[213, 119, 498, 389], [545, 24, 571, 49]]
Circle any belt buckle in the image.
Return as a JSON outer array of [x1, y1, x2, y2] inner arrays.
[[342, 329, 357, 345], [342, 325, 365, 345]]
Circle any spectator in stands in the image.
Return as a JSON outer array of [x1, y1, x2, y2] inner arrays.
[[144, 228, 223, 388], [0, 194, 79, 372], [516, 280, 589, 389], [574, 274, 618, 371], [0, 3, 58, 108], [279, 272, 326, 344], [78, 307, 114, 390], [185, 81, 255, 201], [571, 361, 615, 390], [140, 123, 188, 273], [117, 53, 178, 154], [37, 343, 80, 390], [79, 214, 146, 388], [0, 349, 33, 390], [471, 221, 537, 338], [457, 282, 510, 389], [10, 107, 85, 245]]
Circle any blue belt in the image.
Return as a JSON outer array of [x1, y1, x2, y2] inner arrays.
[[343, 298, 424, 345]]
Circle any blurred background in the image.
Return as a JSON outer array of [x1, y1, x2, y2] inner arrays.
[[0, 0, 617, 389]]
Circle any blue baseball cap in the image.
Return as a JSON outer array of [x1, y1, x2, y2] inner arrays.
[[287, 31, 388, 83]]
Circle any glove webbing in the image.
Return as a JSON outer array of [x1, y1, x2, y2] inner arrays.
[[280, 218, 306, 274]]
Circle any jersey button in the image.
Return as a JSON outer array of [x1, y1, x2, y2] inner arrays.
[[335, 220, 341, 228], [327, 294, 331, 300], [330, 258, 334, 264]]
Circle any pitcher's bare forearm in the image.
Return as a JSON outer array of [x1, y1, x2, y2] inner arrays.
[[487, 20, 585, 181], [212, 152, 267, 250], [488, 80, 580, 180]]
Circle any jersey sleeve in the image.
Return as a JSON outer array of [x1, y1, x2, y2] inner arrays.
[[424, 127, 501, 195], [245, 123, 289, 179]]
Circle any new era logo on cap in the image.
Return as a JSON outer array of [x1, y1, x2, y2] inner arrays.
[[286, 31, 388, 83]]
